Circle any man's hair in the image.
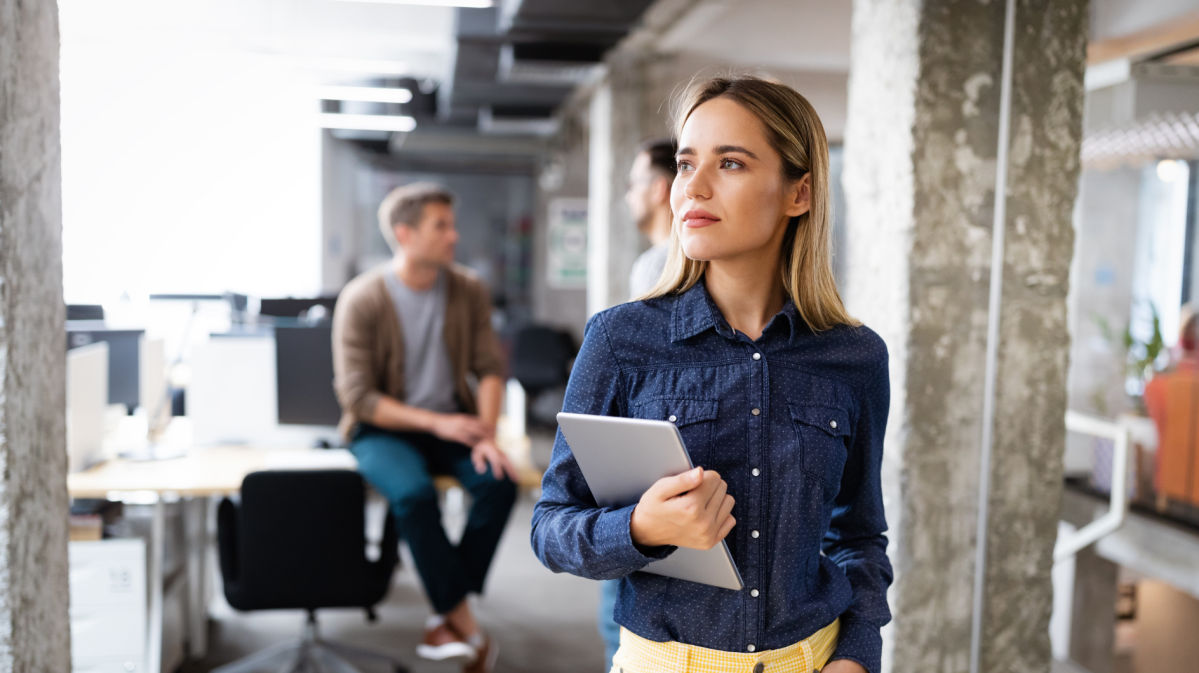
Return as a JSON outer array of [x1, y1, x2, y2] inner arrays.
[[639, 138, 678, 180], [377, 182, 455, 251]]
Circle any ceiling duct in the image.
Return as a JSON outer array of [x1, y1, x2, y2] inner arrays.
[[478, 103, 560, 135], [441, 2, 655, 133], [498, 41, 606, 85]]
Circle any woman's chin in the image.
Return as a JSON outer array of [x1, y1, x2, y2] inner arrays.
[[679, 239, 722, 263]]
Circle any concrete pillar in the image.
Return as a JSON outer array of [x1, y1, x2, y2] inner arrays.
[[587, 56, 649, 314], [843, 1, 1088, 671], [0, 0, 72, 669]]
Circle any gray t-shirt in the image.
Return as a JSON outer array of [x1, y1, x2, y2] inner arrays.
[[629, 242, 670, 299], [384, 269, 459, 414]]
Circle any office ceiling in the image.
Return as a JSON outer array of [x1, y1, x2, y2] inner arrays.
[[439, 2, 658, 129], [655, 0, 852, 72]]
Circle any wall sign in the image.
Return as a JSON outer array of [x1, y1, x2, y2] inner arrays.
[[546, 197, 588, 289]]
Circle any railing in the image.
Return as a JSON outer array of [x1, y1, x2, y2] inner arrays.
[[1054, 411, 1130, 562]]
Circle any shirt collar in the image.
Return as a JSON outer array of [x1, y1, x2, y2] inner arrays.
[[669, 279, 806, 343]]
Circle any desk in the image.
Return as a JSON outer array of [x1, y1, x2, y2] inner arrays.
[[67, 436, 541, 673]]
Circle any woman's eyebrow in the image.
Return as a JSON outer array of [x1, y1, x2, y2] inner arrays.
[[676, 145, 759, 160], [714, 144, 758, 159]]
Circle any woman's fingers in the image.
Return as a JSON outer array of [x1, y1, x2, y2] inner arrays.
[[715, 513, 737, 543], [650, 467, 704, 500], [716, 493, 736, 524], [704, 476, 728, 513]]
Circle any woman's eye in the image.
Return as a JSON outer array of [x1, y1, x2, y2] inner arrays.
[[720, 158, 741, 169], [677, 161, 694, 172]]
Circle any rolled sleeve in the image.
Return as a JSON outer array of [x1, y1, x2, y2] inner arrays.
[[830, 619, 884, 673]]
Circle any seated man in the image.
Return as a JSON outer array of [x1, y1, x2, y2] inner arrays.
[[332, 182, 517, 673]]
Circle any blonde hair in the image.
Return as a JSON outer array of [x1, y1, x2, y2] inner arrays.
[[377, 182, 454, 251], [641, 75, 858, 332]]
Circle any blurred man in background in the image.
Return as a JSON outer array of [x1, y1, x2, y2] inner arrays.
[[625, 138, 678, 297], [332, 182, 516, 673]]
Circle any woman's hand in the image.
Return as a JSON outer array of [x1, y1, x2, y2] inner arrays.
[[629, 467, 736, 549], [821, 659, 867, 673]]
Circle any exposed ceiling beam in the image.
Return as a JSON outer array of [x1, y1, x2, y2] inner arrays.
[[1088, 9, 1199, 65]]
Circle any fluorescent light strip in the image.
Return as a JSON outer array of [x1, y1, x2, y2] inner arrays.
[[317, 86, 413, 104], [329, 0, 493, 7], [318, 113, 416, 132], [289, 56, 409, 75]]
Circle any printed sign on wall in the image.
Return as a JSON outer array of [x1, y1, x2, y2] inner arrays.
[[546, 198, 588, 289]]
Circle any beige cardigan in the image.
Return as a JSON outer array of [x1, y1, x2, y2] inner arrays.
[[331, 263, 505, 439]]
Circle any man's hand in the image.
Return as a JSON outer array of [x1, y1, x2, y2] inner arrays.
[[629, 467, 735, 550], [431, 413, 488, 446], [471, 437, 518, 482], [821, 660, 867, 673]]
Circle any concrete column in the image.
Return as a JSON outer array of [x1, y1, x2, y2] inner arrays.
[[843, 1, 1088, 672], [0, 0, 72, 669], [587, 56, 649, 314]]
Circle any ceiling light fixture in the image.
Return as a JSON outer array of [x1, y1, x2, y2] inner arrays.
[[318, 113, 417, 133], [317, 86, 413, 104], [287, 56, 410, 75], [328, 0, 494, 8]]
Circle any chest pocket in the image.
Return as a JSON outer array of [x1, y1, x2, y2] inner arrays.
[[791, 404, 852, 492], [631, 398, 719, 467]]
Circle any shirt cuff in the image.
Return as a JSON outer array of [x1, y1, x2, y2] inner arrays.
[[593, 505, 675, 576], [829, 619, 883, 673]]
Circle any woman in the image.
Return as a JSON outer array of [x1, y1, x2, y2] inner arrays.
[[531, 75, 892, 673]]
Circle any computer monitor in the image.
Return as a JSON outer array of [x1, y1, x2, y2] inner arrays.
[[66, 324, 144, 412], [259, 297, 338, 319], [274, 325, 341, 426], [67, 342, 108, 472]]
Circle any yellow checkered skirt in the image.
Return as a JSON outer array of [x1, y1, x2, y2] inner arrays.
[[610, 619, 840, 673]]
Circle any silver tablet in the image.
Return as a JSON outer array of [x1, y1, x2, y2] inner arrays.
[[556, 412, 744, 591]]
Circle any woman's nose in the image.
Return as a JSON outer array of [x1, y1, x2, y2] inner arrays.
[[683, 166, 712, 200]]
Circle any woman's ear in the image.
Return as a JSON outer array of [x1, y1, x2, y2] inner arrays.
[[784, 173, 812, 218]]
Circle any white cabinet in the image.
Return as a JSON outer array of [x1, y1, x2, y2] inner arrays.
[[70, 539, 147, 673]]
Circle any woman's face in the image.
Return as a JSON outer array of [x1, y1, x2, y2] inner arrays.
[[671, 96, 809, 264]]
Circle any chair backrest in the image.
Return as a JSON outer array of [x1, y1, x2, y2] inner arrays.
[[218, 470, 397, 612], [511, 326, 576, 393]]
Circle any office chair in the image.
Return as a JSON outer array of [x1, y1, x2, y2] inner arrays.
[[510, 326, 577, 428], [215, 470, 408, 673]]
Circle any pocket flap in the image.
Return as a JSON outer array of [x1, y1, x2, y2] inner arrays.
[[633, 398, 719, 426], [789, 404, 851, 437]]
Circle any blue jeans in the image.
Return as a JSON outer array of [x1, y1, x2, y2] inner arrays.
[[598, 579, 620, 670], [350, 423, 516, 614]]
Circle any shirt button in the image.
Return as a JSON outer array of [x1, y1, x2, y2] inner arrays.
[[754, 663, 765, 673], [751, 408, 760, 416], [830, 420, 838, 429], [750, 588, 760, 597], [752, 352, 761, 361], [668, 415, 677, 423], [751, 530, 760, 539], [747, 644, 756, 653], [751, 468, 760, 477]]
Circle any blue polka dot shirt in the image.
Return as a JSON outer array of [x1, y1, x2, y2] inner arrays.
[[530, 281, 893, 673]]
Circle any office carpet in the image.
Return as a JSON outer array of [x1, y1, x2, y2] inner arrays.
[[182, 492, 606, 673]]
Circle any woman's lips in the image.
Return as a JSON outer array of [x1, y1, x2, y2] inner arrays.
[[681, 209, 721, 227]]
